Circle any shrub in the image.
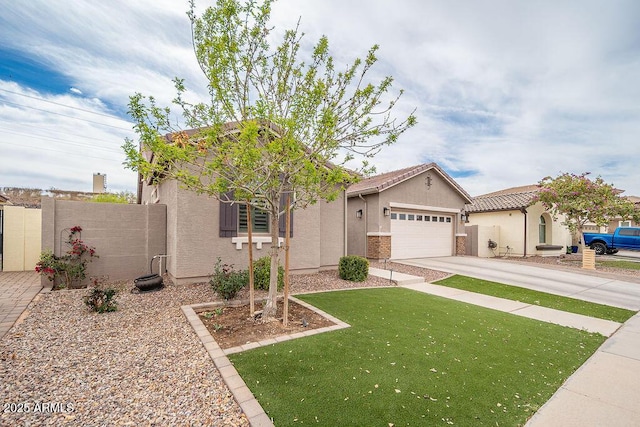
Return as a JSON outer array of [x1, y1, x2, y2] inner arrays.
[[210, 258, 248, 300], [339, 256, 369, 282], [84, 288, 118, 313], [253, 256, 284, 291]]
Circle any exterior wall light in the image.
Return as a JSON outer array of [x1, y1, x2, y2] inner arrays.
[[356, 209, 363, 219], [383, 207, 390, 217]]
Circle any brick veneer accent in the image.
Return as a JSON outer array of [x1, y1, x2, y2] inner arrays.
[[455, 235, 466, 256], [367, 235, 391, 259]]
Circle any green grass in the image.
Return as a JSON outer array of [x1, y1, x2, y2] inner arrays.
[[598, 259, 640, 270], [434, 275, 636, 323], [230, 288, 605, 426]]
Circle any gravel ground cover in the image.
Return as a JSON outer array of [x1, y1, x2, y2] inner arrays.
[[4, 257, 629, 426], [0, 271, 391, 426]]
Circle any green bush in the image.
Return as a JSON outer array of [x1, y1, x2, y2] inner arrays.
[[253, 256, 284, 291], [84, 288, 118, 313], [339, 256, 369, 282], [210, 258, 248, 300]]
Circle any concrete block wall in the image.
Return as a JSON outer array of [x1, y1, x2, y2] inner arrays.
[[41, 197, 166, 285]]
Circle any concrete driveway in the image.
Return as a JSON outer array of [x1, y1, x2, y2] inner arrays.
[[398, 256, 640, 310]]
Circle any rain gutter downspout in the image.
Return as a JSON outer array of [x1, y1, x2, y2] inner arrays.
[[520, 207, 528, 257], [358, 193, 367, 257]]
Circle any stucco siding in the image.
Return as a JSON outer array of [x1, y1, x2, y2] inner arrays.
[[347, 197, 366, 256], [41, 198, 166, 283], [381, 170, 468, 211], [466, 202, 571, 257], [319, 192, 345, 267]]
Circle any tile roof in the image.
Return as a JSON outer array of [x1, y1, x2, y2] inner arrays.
[[627, 196, 640, 204], [346, 163, 472, 202], [465, 185, 539, 213]]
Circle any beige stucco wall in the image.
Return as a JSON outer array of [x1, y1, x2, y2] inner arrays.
[[319, 192, 346, 268], [41, 197, 166, 283], [142, 180, 347, 283], [1, 205, 42, 271], [347, 196, 367, 256], [466, 202, 571, 257], [465, 224, 500, 257]]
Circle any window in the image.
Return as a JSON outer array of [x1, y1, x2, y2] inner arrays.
[[539, 215, 546, 243], [408, 214, 415, 221], [391, 213, 397, 220], [620, 220, 632, 228], [439, 217, 445, 222], [239, 205, 269, 233], [425, 216, 430, 221], [416, 215, 423, 221], [432, 216, 438, 222], [618, 228, 637, 236], [446, 217, 451, 223], [399, 213, 407, 220]]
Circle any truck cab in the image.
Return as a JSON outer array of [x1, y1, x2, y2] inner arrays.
[[583, 227, 640, 255]]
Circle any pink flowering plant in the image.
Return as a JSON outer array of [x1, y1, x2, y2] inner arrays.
[[35, 226, 98, 289]]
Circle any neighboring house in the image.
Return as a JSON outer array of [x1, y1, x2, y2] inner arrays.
[[138, 130, 347, 285], [464, 185, 572, 257], [346, 163, 472, 260], [606, 196, 640, 231]]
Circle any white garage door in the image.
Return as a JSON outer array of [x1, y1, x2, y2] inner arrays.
[[390, 211, 453, 259]]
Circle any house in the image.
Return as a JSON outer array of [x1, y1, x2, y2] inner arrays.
[[464, 185, 572, 257], [138, 128, 347, 285], [606, 196, 640, 231], [346, 163, 472, 260]]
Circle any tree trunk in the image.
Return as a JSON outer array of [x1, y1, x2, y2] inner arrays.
[[283, 194, 291, 327], [247, 202, 255, 317], [262, 211, 281, 320]]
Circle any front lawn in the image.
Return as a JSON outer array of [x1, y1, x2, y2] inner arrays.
[[598, 259, 640, 270], [230, 288, 605, 426], [434, 275, 636, 323]]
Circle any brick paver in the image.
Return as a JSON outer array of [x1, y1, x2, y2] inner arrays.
[[0, 271, 43, 339]]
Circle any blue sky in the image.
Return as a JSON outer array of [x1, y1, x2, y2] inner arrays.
[[1, 0, 639, 196]]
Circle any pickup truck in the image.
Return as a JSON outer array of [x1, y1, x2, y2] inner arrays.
[[583, 227, 640, 255]]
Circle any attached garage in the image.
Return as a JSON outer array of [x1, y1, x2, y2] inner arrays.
[[346, 163, 472, 260], [390, 211, 453, 259]]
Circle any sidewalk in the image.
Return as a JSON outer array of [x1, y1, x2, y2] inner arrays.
[[0, 271, 43, 339], [369, 266, 640, 426]]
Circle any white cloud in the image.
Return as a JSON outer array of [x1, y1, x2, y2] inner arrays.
[[1, 0, 639, 196]]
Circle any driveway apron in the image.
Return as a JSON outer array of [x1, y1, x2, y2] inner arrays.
[[399, 256, 640, 310], [0, 271, 43, 339]]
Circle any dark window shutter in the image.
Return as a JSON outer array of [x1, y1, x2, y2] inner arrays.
[[278, 195, 294, 238], [219, 192, 238, 237]]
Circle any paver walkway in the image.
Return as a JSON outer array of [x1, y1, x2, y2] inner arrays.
[[0, 271, 43, 339]]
